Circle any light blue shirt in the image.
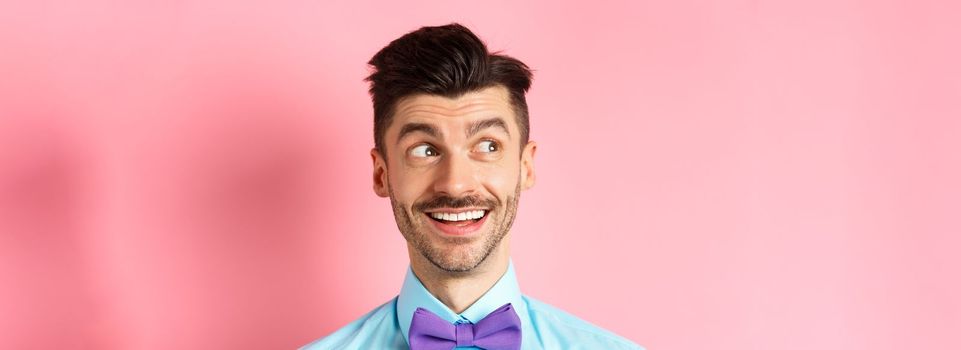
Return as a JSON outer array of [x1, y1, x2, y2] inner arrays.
[[301, 261, 644, 349]]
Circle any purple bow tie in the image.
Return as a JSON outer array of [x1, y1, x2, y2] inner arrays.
[[408, 303, 522, 350]]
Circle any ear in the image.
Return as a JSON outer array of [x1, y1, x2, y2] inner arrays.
[[520, 141, 537, 190], [371, 148, 389, 198]]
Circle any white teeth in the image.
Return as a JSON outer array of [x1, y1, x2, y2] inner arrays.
[[429, 210, 487, 222]]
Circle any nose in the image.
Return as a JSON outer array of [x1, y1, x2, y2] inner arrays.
[[432, 152, 480, 197]]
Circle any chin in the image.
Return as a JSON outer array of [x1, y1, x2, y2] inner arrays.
[[427, 243, 488, 272]]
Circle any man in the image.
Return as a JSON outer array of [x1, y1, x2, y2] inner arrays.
[[302, 23, 643, 350]]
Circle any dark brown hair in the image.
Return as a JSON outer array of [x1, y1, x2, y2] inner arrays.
[[366, 23, 533, 156]]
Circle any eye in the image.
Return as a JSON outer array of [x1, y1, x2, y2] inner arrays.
[[409, 144, 439, 158], [475, 140, 499, 153]]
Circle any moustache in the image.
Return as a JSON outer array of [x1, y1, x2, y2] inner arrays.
[[414, 195, 499, 212]]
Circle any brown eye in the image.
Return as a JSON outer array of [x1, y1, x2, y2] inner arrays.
[[410, 144, 439, 158], [475, 140, 499, 153]]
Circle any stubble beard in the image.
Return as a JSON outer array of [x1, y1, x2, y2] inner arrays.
[[389, 181, 521, 273]]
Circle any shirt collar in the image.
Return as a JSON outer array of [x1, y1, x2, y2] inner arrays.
[[396, 260, 529, 346]]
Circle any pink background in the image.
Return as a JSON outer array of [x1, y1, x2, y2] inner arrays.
[[1, 1, 959, 349]]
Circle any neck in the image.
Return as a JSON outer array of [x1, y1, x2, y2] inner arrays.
[[408, 240, 510, 314]]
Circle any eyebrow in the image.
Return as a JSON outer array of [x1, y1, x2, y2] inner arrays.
[[395, 118, 511, 145], [396, 122, 441, 145], [466, 118, 511, 140]]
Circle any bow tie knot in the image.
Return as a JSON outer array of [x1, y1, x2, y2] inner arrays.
[[455, 323, 475, 347], [409, 303, 522, 350]]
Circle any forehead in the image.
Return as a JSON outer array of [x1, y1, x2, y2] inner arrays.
[[391, 85, 515, 126]]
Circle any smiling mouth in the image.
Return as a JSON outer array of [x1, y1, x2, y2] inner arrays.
[[425, 209, 488, 226]]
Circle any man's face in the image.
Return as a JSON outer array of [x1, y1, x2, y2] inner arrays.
[[371, 85, 536, 273]]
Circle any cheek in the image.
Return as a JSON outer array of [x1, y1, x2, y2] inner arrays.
[[478, 162, 521, 195], [389, 167, 431, 201]]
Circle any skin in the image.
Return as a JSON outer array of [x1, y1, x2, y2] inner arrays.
[[371, 85, 537, 313]]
